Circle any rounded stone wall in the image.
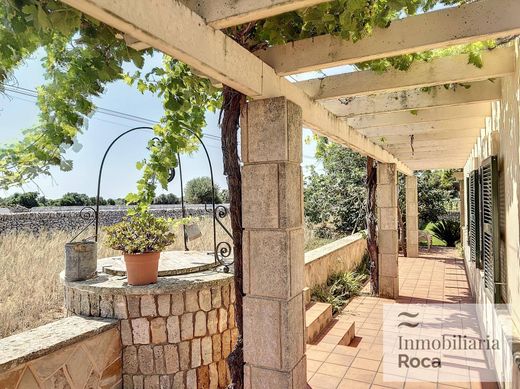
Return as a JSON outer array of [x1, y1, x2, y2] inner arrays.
[[62, 261, 236, 389]]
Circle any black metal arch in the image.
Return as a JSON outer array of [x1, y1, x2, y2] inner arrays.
[[70, 126, 233, 271]]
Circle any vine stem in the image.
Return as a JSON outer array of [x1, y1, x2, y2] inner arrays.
[[219, 86, 246, 389]]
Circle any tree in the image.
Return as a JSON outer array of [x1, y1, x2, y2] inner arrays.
[[184, 177, 222, 204], [305, 139, 367, 237], [220, 189, 229, 203], [55, 192, 91, 206], [398, 170, 458, 229], [1, 191, 40, 208], [153, 193, 180, 205]]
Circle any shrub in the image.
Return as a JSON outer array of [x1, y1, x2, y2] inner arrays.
[[430, 219, 461, 247], [103, 212, 176, 254], [185, 177, 222, 204], [311, 268, 368, 315]]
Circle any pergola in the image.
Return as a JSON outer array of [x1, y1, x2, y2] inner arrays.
[[58, 0, 520, 387]]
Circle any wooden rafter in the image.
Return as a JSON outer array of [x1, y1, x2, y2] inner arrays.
[[61, 0, 413, 175], [255, 0, 520, 75], [323, 80, 501, 117], [296, 47, 514, 100], [347, 104, 491, 128], [358, 118, 486, 137], [182, 0, 334, 29]]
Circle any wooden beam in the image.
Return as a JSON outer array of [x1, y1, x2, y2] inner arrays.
[[60, 0, 413, 175], [296, 47, 514, 100], [255, 0, 520, 75], [359, 118, 486, 138], [385, 140, 475, 152], [371, 130, 480, 145], [182, 0, 333, 29], [323, 80, 501, 117], [408, 161, 467, 170], [348, 104, 491, 128]]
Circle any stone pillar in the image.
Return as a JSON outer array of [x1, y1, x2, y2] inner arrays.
[[454, 172, 465, 243], [405, 175, 419, 258], [241, 97, 306, 389], [377, 163, 399, 299]]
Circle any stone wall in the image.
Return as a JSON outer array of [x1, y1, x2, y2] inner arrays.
[[304, 233, 367, 289], [63, 277, 237, 389], [0, 316, 121, 388], [0, 205, 212, 234]]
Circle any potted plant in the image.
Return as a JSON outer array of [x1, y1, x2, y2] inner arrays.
[[104, 212, 175, 285]]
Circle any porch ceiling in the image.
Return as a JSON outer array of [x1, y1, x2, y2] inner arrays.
[[60, 0, 517, 173]]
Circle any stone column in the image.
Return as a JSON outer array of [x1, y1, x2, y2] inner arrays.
[[241, 97, 306, 389], [405, 175, 419, 258], [453, 172, 465, 242], [377, 163, 399, 299]]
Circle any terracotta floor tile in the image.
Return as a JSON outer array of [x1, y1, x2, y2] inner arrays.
[[317, 362, 349, 378], [308, 349, 330, 362], [337, 379, 371, 389], [308, 373, 342, 389], [307, 359, 323, 373], [350, 357, 381, 371], [372, 373, 404, 389], [404, 381, 437, 389], [343, 367, 377, 383], [333, 345, 359, 356], [325, 353, 355, 366]]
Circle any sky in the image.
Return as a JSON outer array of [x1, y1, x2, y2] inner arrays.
[[0, 51, 320, 200]]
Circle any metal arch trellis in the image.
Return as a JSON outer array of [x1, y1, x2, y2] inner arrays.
[[70, 125, 234, 272]]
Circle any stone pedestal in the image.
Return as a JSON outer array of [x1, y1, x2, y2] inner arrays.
[[406, 175, 419, 258], [377, 163, 399, 299], [241, 97, 306, 389]]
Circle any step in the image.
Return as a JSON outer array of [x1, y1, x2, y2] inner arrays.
[[306, 302, 333, 343], [338, 321, 356, 347]]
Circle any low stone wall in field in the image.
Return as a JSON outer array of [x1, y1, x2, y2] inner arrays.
[[304, 233, 367, 289], [0, 316, 121, 388], [0, 205, 213, 234]]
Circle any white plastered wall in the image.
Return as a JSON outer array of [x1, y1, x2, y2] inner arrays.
[[462, 40, 520, 389]]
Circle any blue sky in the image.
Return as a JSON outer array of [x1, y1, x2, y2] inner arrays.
[[0, 51, 319, 200]]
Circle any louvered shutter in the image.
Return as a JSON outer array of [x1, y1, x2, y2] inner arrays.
[[469, 170, 480, 267], [466, 176, 470, 242], [480, 156, 501, 303]]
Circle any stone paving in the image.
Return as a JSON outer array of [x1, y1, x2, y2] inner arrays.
[[307, 248, 498, 389]]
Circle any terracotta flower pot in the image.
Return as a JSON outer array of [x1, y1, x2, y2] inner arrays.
[[124, 252, 160, 286]]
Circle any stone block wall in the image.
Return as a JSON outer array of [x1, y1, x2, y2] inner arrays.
[[0, 205, 211, 234], [64, 279, 237, 389], [304, 233, 367, 289], [0, 316, 121, 388]]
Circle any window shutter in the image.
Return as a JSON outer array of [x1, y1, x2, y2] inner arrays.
[[480, 156, 501, 303], [469, 170, 480, 267], [466, 176, 470, 242]]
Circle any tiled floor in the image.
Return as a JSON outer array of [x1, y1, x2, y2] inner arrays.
[[307, 248, 498, 389]]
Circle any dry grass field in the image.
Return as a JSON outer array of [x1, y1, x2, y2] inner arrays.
[[0, 217, 327, 339]]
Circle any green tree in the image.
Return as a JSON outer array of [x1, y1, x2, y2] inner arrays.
[[55, 192, 90, 206], [398, 170, 458, 229], [1, 191, 40, 208], [153, 193, 180, 205], [305, 139, 367, 237], [185, 177, 222, 204]]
